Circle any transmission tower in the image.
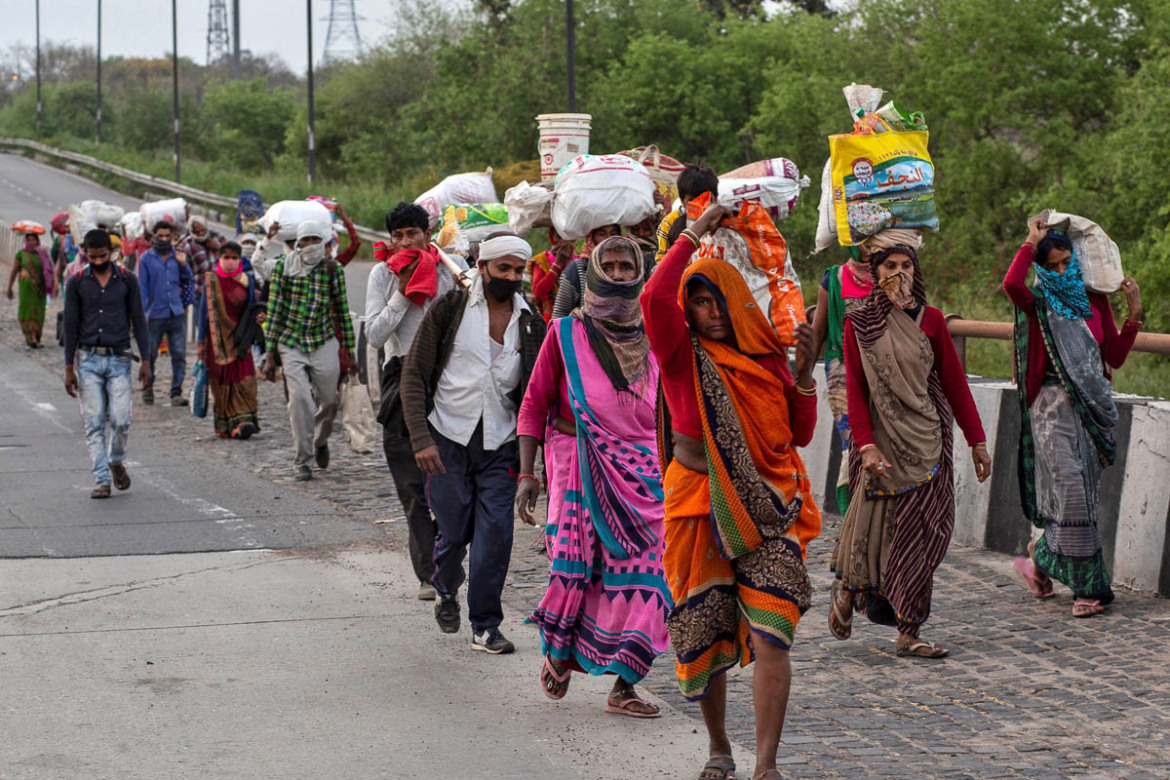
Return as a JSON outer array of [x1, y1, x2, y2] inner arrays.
[[322, 0, 364, 64], [207, 0, 231, 65]]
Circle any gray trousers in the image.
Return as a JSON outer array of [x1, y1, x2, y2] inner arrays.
[[281, 339, 341, 468]]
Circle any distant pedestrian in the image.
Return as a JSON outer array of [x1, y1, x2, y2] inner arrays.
[[262, 221, 357, 481], [137, 221, 192, 406], [1006, 217, 1142, 618], [62, 230, 152, 499], [6, 230, 55, 348], [401, 234, 546, 655], [365, 202, 465, 601], [197, 242, 262, 440]]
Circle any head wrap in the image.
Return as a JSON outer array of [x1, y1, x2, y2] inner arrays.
[[575, 236, 651, 392], [477, 234, 532, 263], [859, 228, 923, 255], [22, 233, 55, 295], [846, 248, 929, 349], [1033, 234, 1092, 320], [283, 220, 332, 277]]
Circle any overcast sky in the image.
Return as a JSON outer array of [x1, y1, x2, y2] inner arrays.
[[2, 0, 417, 75]]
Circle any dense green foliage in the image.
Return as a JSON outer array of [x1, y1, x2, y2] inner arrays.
[[2, 0, 1168, 393]]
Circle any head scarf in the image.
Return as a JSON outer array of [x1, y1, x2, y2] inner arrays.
[[575, 236, 651, 392], [847, 245, 928, 349], [478, 234, 532, 263], [188, 215, 209, 244], [1033, 231, 1092, 320], [859, 228, 923, 255], [22, 233, 55, 296], [283, 221, 331, 278]]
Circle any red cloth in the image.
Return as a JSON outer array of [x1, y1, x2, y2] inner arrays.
[[334, 217, 362, 267], [373, 241, 392, 263], [387, 247, 440, 307], [640, 239, 817, 445], [843, 306, 986, 449], [1003, 242, 1138, 407]]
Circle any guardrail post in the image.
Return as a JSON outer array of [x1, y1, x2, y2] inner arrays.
[[945, 313, 967, 371]]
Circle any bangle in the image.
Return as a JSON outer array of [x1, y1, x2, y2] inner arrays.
[[1023, 241, 1037, 249], [972, 442, 987, 450], [794, 381, 817, 396], [858, 444, 876, 454], [517, 473, 537, 484], [1124, 318, 1142, 329], [681, 229, 701, 248]]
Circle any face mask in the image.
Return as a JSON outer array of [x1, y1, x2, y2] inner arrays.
[[193, 234, 208, 244], [300, 243, 326, 264], [484, 269, 521, 301], [153, 238, 171, 254], [241, 245, 257, 259], [90, 261, 111, 273], [879, 271, 916, 310]]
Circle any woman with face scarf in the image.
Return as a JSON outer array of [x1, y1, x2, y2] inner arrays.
[[829, 233, 991, 659], [197, 242, 261, 440], [1006, 218, 1142, 619], [6, 231, 56, 348]]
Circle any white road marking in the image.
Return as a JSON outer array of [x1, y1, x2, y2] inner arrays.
[[124, 463, 262, 550]]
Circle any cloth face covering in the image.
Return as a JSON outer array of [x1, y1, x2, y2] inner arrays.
[[576, 235, 651, 393], [1033, 247, 1093, 321], [879, 271, 916, 310], [387, 247, 440, 307]]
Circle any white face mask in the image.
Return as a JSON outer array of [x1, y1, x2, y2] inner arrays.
[[300, 242, 326, 264], [241, 244, 257, 259]]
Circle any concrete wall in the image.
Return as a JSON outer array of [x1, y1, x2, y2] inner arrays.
[[803, 364, 1170, 597]]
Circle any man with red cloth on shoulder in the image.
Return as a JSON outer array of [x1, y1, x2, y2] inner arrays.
[[365, 202, 467, 601]]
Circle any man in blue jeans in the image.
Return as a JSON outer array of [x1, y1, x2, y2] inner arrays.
[[137, 221, 192, 406], [63, 230, 152, 499]]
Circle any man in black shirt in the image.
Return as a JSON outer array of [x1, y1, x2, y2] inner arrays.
[[63, 230, 152, 499]]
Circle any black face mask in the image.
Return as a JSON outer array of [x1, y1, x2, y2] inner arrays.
[[90, 261, 111, 273], [153, 238, 171, 254], [484, 269, 521, 301]]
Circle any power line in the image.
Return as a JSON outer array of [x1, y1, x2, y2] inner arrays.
[[322, 0, 363, 64]]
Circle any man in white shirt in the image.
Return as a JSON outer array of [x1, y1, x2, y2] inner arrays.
[[365, 202, 465, 601], [400, 234, 546, 655]]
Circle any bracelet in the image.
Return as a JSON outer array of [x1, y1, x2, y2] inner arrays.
[[858, 444, 876, 454], [1124, 318, 1142, 329], [972, 442, 988, 450], [794, 381, 817, 396], [681, 229, 701, 249], [1023, 241, 1037, 249], [517, 473, 537, 484]]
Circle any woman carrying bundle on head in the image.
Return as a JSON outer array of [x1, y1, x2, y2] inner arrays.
[[6, 229, 55, 348], [1006, 218, 1142, 618], [828, 230, 992, 659]]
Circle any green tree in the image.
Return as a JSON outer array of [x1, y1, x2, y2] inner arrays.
[[201, 79, 296, 170]]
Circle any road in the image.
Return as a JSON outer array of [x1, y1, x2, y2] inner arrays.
[[0, 152, 377, 316]]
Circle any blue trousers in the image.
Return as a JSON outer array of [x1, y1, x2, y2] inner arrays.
[[427, 423, 519, 634], [148, 313, 187, 397], [76, 350, 133, 486]]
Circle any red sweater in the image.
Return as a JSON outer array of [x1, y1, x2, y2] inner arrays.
[[1003, 243, 1138, 406], [843, 306, 986, 449], [640, 239, 817, 445]]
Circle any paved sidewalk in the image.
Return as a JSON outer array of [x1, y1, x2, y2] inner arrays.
[[6, 289, 1170, 779]]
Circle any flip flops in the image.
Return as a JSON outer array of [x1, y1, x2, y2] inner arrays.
[[896, 638, 949, 659], [1073, 599, 1105, 618], [1013, 556, 1055, 599], [699, 755, 736, 780], [539, 655, 570, 700], [605, 694, 662, 719]]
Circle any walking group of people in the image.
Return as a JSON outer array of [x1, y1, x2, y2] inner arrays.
[[9, 153, 1145, 779]]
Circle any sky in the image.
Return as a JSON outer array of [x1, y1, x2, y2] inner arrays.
[[1, 0, 415, 76]]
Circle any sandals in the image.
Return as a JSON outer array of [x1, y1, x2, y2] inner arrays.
[[828, 580, 853, 640], [90, 484, 111, 499], [1073, 599, 1105, 618], [699, 755, 736, 780], [605, 691, 661, 719], [539, 655, 570, 700], [896, 637, 948, 659], [1013, 556, 1054, 598]]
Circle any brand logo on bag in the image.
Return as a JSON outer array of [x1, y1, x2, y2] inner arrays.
[[852, 159, 874, 185]]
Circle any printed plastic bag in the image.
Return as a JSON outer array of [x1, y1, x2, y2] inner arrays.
[[415, 170, 498, 229], [236, 190, 265, 233], [258, 200, 333, 242], [505, 180, 555, 235], [829, 130, 937, 246], [551, 154, 657, 241], [439, 203, 510, 245], [190, 360, 209, 419], [718, 158, 810, 222], [621, 145, 686, 204], [1034, 210, 1125, 294], [341, 379, 379, 455], [687, 193, 807, 346]]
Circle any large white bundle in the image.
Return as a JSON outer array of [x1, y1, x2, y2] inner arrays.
[[258, 200, 333, 242], [69, 200, 126, 244], [718, 171, 810, 222], [551, 154, 656, 241], [415, 170, 498, 230], [118, 212, 144, 243], [813, 159, 836, 253], [140, 198, 189, 234], [505, 181, 554, 235], [1038, 209, 1125, 294]]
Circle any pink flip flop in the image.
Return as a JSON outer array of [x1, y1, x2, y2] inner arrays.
[[540, 656, 571, 700], [1013, 557, 1054, 599], [606, 694, 662, 719]]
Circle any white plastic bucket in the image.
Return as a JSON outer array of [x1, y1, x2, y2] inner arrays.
[[537, 113, 592, 181]]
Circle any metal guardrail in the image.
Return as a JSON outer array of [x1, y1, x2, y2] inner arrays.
[[0, 136, 392, 247], [945, 315, 1170, 366]]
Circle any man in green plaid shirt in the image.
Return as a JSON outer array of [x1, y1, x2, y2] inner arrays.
[[262, 221, 356, 481]]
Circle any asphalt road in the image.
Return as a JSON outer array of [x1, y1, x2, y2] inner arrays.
[[0, 152, 377, 315]]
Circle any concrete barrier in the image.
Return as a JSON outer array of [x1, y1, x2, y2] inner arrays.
[[803, 364, 1170, 597]]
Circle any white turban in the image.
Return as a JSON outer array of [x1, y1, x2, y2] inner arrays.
[[477, 234, 532, 263], [296, 220, 332, 241], [284, 220, 333, 277]]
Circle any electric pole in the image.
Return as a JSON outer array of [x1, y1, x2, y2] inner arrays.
[[35, 0, 42, 135], [307, 0, 316, 185], [566, 0, 576, 112], [232, 0, 242, 79], [173, 0, 181, 182], [96, 0, 103, 144]]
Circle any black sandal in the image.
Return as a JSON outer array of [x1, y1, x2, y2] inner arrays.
[[700, 755, 736, 780]]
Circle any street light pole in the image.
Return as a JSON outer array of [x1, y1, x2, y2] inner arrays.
[[306, 0, 316, 186], [35, 0, 42, 135], [565, 0, 576, 112], [172, 0, 181, 182], [231, 0, 242, 79], [96, 0, 102, 144]]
